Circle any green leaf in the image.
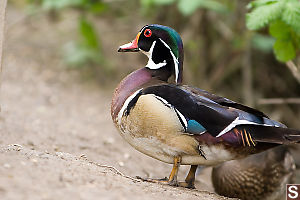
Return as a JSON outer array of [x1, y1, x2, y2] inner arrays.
[[63, 42, 103, 67], [79, 17, 99, 49], [247, 0, 279, 9], [140, 0, 153, 7], [282, 1, 300, 33], [273, 39, 296, 62], [246, 1, 283, 30], [41, 0, 83, 10], [178, 0, 198, 15], [291, 31, 300, 49], [152, 0, 176, 5], [269, 20, 291, 40], [140, 0, 175, 6], [178, 0, 227, 16], [88, 2, 108, 14]]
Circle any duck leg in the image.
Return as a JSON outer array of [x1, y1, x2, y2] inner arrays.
[[137, 156, 181, 186], [167, 156, 181, 186], [178, 165, 197, 189]]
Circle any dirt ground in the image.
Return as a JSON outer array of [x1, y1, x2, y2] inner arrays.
[[0, 6, 235, 200]]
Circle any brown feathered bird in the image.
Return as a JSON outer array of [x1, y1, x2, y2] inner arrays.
[[212, 146, 296, 200]]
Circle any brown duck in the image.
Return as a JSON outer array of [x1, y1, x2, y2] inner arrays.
[[212, 146, 296, 200]]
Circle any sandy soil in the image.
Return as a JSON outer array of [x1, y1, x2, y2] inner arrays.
[[0, 6, 234, 200]]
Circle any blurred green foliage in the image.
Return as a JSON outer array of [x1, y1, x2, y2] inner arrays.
[[63, 17, 104, 67], [28, 0, 108, 13], [26, 0, 300, 71], [28, 0, 108, 68], [246, 0, 300, 62], [141, 0, 228, 15], [251, 34, 275, 52], [28, 0, 294, 67]]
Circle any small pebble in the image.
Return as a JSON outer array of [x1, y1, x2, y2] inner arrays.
[[27, 141, 34, 146], [80, 154, 87, 159], [3, 163, 11, 168], [53, 145, 59, 151], [104, 137, 115, 145], [118, 161, 124, 167], [13, 144, 22, 151], [123, 153, 130, 159]]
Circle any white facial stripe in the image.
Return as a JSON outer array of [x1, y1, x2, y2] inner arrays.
[[145, 40, 156, 58], [159, 38, 180, 83], [152, 94, 187, 129], [216, 117, 274, 137], [117, 89, 142, 125]]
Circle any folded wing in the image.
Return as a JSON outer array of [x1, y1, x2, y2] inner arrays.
[[139, 84, 300, 144]]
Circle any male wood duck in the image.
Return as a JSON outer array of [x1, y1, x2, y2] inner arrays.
[[111, 24, 300, 188], [212, 146, 296, 200]]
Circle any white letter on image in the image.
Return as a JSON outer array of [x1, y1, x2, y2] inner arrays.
[[288, 186, 299, 199]]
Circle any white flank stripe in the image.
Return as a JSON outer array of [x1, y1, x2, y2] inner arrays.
[[117, 89, 142, 125], [216, 117, 274, 137]]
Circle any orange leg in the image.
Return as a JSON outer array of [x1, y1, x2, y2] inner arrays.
[[167, 156, 181, 185]]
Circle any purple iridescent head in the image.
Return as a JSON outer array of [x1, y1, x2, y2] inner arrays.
[[118, 24, 184, 84]]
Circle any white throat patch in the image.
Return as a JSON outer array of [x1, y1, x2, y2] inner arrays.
[[144, 41, 167, 70]]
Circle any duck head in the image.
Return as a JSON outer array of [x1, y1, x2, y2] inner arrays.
[[118, 24, 184, 84]]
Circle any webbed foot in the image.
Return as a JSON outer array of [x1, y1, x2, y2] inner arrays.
[[136, 176, 178, 186], [136, 158, 198, 189]]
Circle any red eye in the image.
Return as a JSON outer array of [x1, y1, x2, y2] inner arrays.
[[144, 29, 152, 37]]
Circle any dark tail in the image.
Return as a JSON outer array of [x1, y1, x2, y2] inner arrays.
[[239, 125, 300, 144]]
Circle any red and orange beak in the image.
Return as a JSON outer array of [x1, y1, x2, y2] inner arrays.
[[118, 32, 141, 52]]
